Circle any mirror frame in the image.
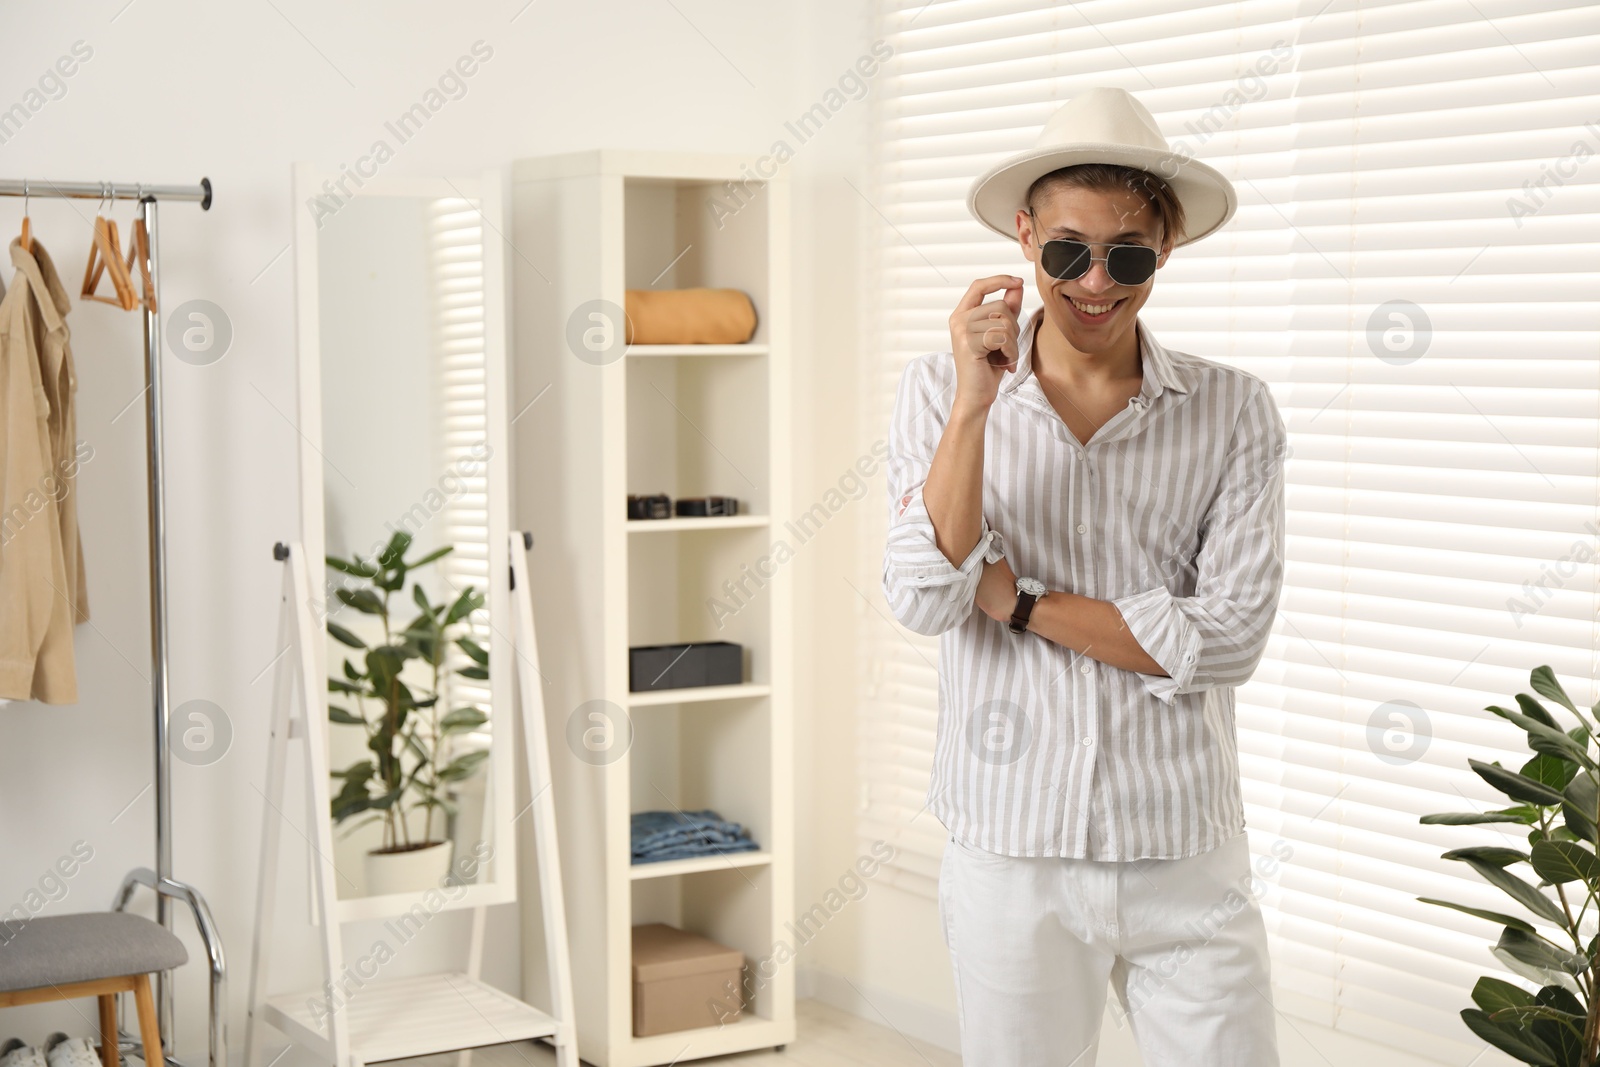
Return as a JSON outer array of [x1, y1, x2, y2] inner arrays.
[[291, 164, 515, 920]]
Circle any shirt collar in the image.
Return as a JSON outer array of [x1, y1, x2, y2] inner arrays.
[[1003, 306, 1191, 399]]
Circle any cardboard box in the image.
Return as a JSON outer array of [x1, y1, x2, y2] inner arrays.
[[631, 923, 745, 1036]]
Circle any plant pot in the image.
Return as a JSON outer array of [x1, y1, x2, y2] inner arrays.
[[365, 840, 452, 896]]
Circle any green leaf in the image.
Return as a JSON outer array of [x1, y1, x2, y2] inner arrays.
[[407, 631, 439, 663], [331, 794, 372, 822], [327, 621, 366, 649], [1521, 754, 1579, 793], [375, 561, 407, 593], [440, 707, 488, 733], [1442, 846, 1528, 868], [337, 588, 386, 615], [1460, 1008, 1557, 1065], [366, 645, 409, 688], [1417, 897, 1536, 933], [370, 785, 405, 810], [412, 583, 432, 614], [333, 760, 374, 781], [1486, 709, 1596, 772], [1421, 810, 1539, 826], [326, 555, 378, 578], [343, 658, 362, 681], [458, 665, 489, 680], [1462, 859, 1567, 925], [1495, 927, 1588, 979], [409, 545, 453, 567], [1531, 667, 1579, 716], [457, 636, 489, 665], [1561, 774, 1598, 842], [329, 678, 364, 694], [446, 587, 485, 624], [1515, 693, 1560, 730], [1528, 985, 1586, 1064], [329, 706, 365, 725], [1529, 840, 1600, 886], [438, 749, 490, 782], [1470, 759, 1565, 807], [1471, 976, 1537, 1014], [379, 530, 412, 567], [403, 731, 429, 763]]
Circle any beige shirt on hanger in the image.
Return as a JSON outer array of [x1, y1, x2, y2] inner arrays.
[[0, 237, 88, 704]]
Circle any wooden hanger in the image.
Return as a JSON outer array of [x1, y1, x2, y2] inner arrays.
[[19, 180, 30, 254], [125, 214, 154, 312], [81, 184, 139, 311]]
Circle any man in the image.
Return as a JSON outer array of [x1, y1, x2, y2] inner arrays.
[[882, 86, 1287, 1065]]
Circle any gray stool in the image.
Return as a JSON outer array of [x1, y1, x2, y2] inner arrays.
[[0, 912, 187, 1067]]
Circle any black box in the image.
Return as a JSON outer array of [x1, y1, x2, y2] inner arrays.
[[629, 641, 744, 692], [674, 496, 739, 517]]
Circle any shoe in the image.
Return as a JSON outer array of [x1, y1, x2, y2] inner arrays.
[[43, 1035, 100, 1067], [0, 1040, 47, 1067]]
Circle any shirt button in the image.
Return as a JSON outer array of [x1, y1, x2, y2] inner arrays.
[[1184, 652, 1196, 663], [1074, 452, 1083, 461], [1076, 523, 1087, 534], [1081, 737, 1093, 746], [1079, 662, 1091, 674]]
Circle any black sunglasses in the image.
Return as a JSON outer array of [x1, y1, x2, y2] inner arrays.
[[1030, 220, 1160, 286]]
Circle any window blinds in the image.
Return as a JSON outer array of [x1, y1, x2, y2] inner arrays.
[[429, 197, 492, 713], [858, 0, 1600, 1060]]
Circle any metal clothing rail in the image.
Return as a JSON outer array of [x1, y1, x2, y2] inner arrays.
[[0, 177, 223, 1067]]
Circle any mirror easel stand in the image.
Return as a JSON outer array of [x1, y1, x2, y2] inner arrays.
[[245, 534, 578, 1067], [0, 176, 226, 1067]]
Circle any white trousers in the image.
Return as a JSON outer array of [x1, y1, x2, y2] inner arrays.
[[937, 829, 1281, 1066]]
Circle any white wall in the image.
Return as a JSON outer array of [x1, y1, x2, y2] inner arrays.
[[0, 3, 1464, 1066]]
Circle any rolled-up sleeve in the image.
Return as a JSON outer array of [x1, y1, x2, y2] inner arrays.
[[1112, 379, 1287, 704], [882, 354, 1007, 637]]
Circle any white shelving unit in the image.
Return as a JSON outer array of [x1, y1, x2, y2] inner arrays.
[[511, 151, 794, 1066]]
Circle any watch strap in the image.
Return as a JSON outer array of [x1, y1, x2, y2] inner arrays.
[[1009, 589, 1040, 634]]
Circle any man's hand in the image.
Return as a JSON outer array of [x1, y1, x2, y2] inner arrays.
[[976, 556, 1019, 624], [948, 275, 1024, 418]]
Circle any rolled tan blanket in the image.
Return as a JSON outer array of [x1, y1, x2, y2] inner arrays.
[[625, 288, 758, 345]]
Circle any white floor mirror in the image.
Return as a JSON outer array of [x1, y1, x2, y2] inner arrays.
[[244, 166, 578, 1067], [298, 168, 515, 911]]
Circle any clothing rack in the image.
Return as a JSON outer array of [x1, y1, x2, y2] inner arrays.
[[0, 177, 223, 1067]]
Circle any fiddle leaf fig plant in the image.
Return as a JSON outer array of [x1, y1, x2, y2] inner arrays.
[[1420, 665, 1600, 1066], [325, 529, 490, 854]]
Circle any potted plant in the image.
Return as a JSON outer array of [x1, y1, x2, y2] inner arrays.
[[1420, 665, 1600, 1065], [324, 530, 491, 896]]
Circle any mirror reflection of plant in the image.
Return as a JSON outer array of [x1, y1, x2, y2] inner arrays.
[[1420, 666, 1600, 1066], [325, 529, 490, 853]]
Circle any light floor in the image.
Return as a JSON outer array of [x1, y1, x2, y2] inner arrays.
[[391, 999, 961, 1067]]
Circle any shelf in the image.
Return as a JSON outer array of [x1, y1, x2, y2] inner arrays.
[[262, 972, 559, 1064], [626, 515, 769, 533], [627, 682, 771, 707], [627, 343, 768, 358], [515, 150, 792, 1066], [334, 879, 513, 922], [629, 849, 774, 881]]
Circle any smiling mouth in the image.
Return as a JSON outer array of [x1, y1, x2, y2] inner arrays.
[[1065, 295, 1124, 322]]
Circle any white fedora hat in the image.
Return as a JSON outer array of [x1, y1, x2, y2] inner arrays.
[[967, 86, 1237, 248]]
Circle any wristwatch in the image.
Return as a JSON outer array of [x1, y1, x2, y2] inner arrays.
[[1009, 577, 1047, 634]]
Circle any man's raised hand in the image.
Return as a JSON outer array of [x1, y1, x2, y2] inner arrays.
[[948, 275, 1024, 416]]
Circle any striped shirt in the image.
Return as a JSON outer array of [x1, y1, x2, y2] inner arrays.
[[882, 307, 1287, 860]]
